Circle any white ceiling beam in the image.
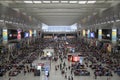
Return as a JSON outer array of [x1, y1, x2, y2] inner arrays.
[[19, 8, 99, 13], [9, 3, 111, 9], [27, 12, 87, 16]]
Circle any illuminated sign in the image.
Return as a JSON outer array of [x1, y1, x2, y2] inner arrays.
[[29, 30, 32, 37], [17, 29, 21, 40], [87, 30, 90, 38], [83, 30, 86, 37], [98, 29, 102, 40], [3, 29, 8, 41], [112, 29, 117, 42], [34, 30, 36, 37]]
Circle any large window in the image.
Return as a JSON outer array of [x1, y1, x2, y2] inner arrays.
[[42, 23, 77, 32]]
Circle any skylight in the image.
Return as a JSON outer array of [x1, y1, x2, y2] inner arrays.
[[78, 1, 87, 4], [24, 1, 33, 3], [33, 1, 42, 3]]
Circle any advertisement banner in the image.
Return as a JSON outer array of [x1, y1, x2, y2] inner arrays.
[[34, 30, 37, 37], [98, 29, 102, 40], [29, 30, 32, 37], [17, 29, 21, 40], [87, 30, 90, 38], [3, 29, 8, 41], [112, 29, 117, 42], [83, 30, 85, 37]]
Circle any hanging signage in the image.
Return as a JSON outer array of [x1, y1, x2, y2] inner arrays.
[[98, 29, 102, 40], [17, 29, 21, 40], [3, 29, 8, 41], [112, 29, 117, 42], [29, 30, 32, 37], [83, 29, 85, 37], [87, 30, 90, 38], [34, 30, 36, 37]]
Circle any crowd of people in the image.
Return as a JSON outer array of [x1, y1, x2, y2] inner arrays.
[[44, 37, 120, 79], [0, 36, 120, 80], [0, 38, 43, 77]]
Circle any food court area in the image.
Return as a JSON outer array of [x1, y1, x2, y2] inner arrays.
[[0, 37, 119, 80]]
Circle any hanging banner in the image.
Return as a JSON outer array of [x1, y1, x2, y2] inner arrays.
[[112, 29, 117, 42], [87, 30, 90, 38], [29, 30, 32, 37], [34, 30, 37, 37], [82, 30, 85, 37], [98, 29, 102, 40], [17, 29, 21, 40], [3, 29, 8, 42]]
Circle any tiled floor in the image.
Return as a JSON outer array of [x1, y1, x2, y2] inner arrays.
[[0, 57, 119, 80]]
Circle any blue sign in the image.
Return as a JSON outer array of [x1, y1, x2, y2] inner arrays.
[[44, 65, 50, 71]]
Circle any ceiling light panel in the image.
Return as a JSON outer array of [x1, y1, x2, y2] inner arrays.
[[24, 1, 33, 3], [15, 1, 24, 3], [33, 1, 42, 3], [43, 1, 51, 3], [61, 0, 69, 3], [78, 1, 87, 4], [96, 1, 105, 3], [2, 1, 12, 3], [52, 1, 59, 3], [87, 0, 96, 4], [69, 1, 78, 3]]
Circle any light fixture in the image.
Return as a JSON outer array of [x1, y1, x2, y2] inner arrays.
[[97, 1, 105, 3], [111, 20, 114, 23], [107, 21, 111, 23], [61, 0, 68, 3], [69, 1, 78, 3], [87, 0, 96, 4], [116, 19, 120, 22], [43, 1, 51, 3], [78, 1, 87, 4], [33, 1, 42, 3], [0, 20, 4, 22], [24, 1, 33, 3], [15, 1, 23, 3], [52, 1, 59, 3]]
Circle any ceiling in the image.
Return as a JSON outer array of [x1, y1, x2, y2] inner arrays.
[[0, 0, 120, 26]]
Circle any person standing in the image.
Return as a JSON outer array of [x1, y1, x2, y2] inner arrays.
[[68, 76, 70, 80], [68, 66, 70, 70], [71, 69, 73, 75], [94, 71, 97, 79], [63, 62, 66, 67], [24, 69, 26, 75], [71, 76, 73, 80], [65, 73, 67, 79], [66, 67, 67, 71]]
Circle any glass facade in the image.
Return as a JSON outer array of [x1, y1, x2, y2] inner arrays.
[[42, 23, 77, 32]]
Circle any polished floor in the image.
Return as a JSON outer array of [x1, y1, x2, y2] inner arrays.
[[0, 57, 120, 80]]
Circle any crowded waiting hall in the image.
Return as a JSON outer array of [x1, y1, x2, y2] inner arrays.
[[0, 0, 120, 80]]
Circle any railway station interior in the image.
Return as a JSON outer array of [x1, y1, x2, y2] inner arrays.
[[0, 0, 120, 80]]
